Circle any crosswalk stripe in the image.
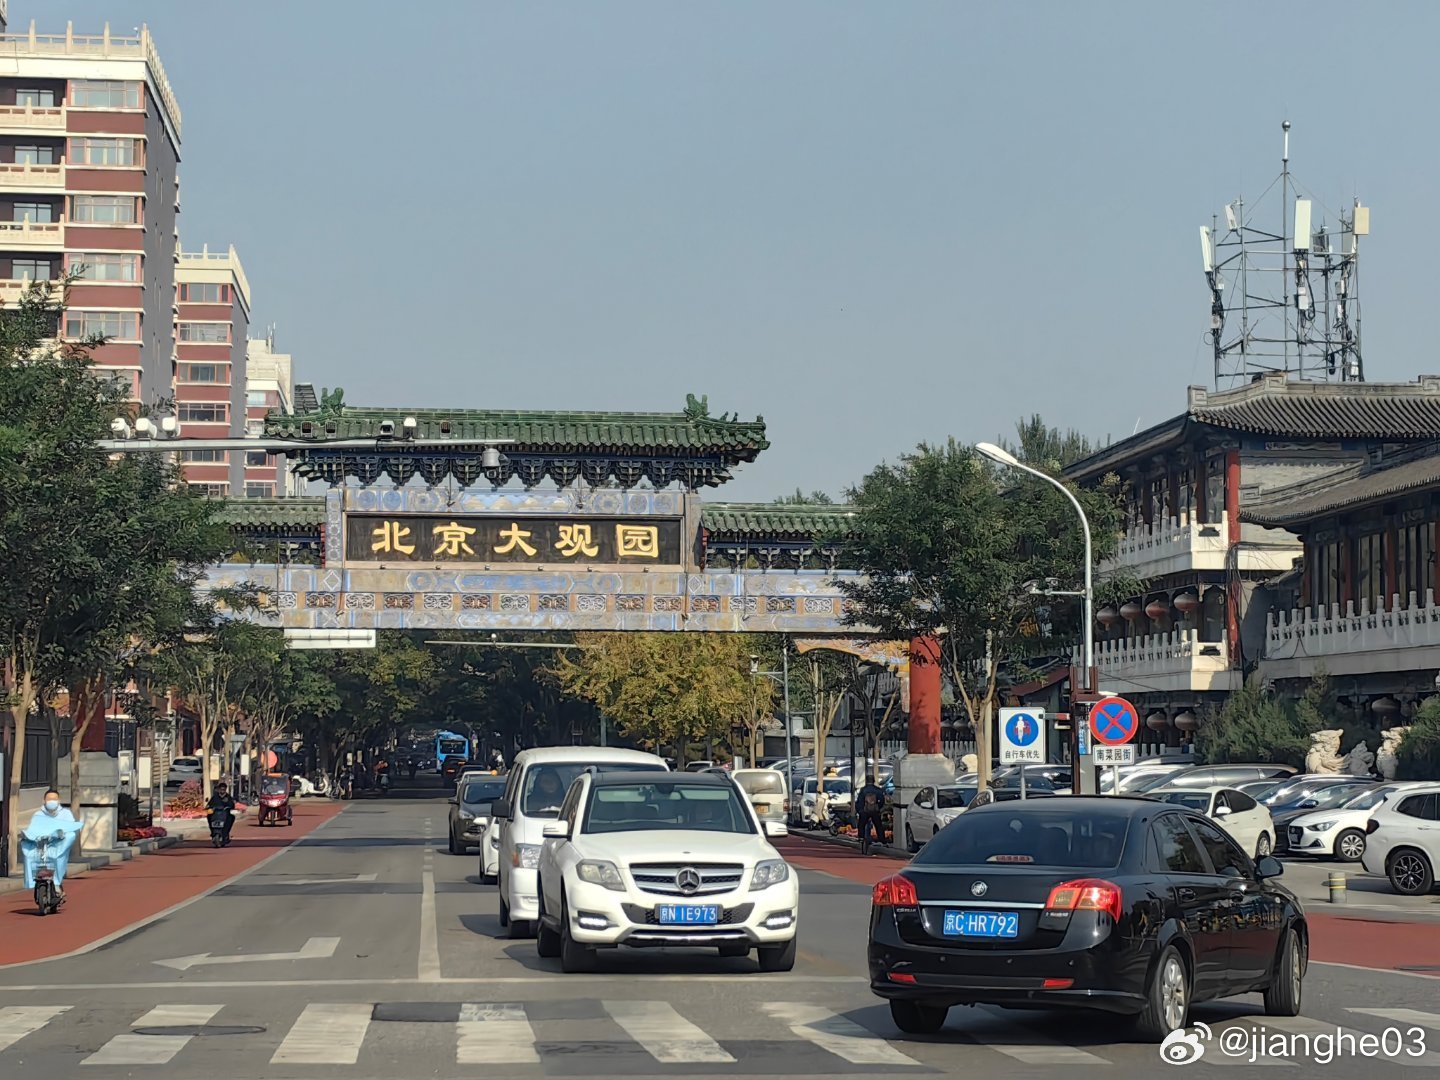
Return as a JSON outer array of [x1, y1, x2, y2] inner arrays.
[[1351, 1009, 1440, 1029], [765, 1002, 922, 1067], [457, 1003, 540, 1065], [1260, 1016, 1440, 1067], [0, 1006, 70, 1052], [271, 1003, 372, 1065], [82, 1004, 223, 1066], [603, 1000, 736, 1064]]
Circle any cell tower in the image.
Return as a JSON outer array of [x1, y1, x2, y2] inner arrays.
[[1201, 121, 1369, 389]]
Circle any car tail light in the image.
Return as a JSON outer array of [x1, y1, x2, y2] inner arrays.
[[1366, 819, 1380, 835], [1042, 978, 1074, 989], [1045, 878, 1123, 921], [872, 874, 918, 907], [888, 972, 916, 984]]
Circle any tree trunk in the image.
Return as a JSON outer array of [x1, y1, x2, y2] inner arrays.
[[6, 663, 40, 871]]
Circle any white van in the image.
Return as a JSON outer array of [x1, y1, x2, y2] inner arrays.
[[494, 746, 668, 937]]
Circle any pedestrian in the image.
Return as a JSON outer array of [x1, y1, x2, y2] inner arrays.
[[855, 773, 886, 855]]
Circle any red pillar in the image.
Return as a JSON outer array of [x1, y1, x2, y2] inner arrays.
[[79, 693, 107, 752], [908, 635, 943, 755]]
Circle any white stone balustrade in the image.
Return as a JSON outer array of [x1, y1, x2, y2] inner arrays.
[[0, 220, 64, 248], [0, 162, 63, 188], [1099, 511, 1299, 579], [1263, 591, 1440, 680], [0, 104, 65, 132], [1076, 629, 1237, 695]]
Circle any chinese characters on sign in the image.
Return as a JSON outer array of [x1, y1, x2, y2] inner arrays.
[[345, 516, 683, 565], [1092, 745, 1136, 766]]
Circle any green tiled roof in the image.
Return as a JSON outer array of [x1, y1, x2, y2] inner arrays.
[[212, 497, 325, 530], [265, 399, 769, 457], [702, 503, 858, 540]]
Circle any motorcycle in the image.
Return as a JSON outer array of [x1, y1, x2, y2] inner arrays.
[[20, 828, 76, 916], [376, 772, 391, 797], [827, 803, 854, 836], [207, 807, 233, 847]]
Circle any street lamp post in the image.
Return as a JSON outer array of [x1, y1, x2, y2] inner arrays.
[[975, 442, 1096, 792]]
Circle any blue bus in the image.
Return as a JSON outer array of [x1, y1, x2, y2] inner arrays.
[[435, 731, 469, 772]]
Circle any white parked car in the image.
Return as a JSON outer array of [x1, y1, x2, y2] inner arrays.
[[1148, 785, 1276, 858], [494, 746, 668, 937], [536, 770, 798, 972], [903, 784, 975, 851], [166, 755, 202, 787], [794, 776, 852, 826], [480, 819, 501, 882], [1285, 783, 1432, 861], [1361, 784, 1440, 895]]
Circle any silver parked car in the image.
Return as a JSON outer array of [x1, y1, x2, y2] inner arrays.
[[731, 768, 790, 825]]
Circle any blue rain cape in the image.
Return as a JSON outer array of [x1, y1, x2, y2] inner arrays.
[[20, 809, 82, 889]]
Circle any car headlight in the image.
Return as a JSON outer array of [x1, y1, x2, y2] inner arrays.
[[513, 843, 541, 869], [1311, 821, 1336, 832], [575, 860, 626, 892], [459, 809, 475, 820], [750, 859, 790, 890]]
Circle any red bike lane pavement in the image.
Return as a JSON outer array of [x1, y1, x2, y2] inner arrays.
[[1, 800, 345, 967], [779, 835, 1440, 978]]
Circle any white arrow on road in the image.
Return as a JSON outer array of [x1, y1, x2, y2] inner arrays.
[[154, 936, 340, 971], [269, 874, 378, 886]]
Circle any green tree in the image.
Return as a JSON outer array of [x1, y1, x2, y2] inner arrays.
[[838, 438, 1126, 787], [1194, 673, 1329, 768], [1395, 698, 1440, 781], [1000, 415, 1099, 472], [772, 488, 835, 506]]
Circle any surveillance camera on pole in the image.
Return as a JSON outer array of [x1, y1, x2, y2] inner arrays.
[[750, 655, 760, 676], [110, 418, 132, 439], [402, 416, 418, 440], [377, 420, 395, 439]]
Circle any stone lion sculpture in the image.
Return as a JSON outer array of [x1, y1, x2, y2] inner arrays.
[[1376, 727, 1410, 781], [1343, 740, 1375, 778], [1305, 729, 1344, 774], [961, 753, 978, 775]]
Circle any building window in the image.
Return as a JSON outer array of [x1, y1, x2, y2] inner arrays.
[[244, 450, 271, 467], [178, 283, 230, 304], [16, 89, 56, 108], [68, 137, 142, 167], [245, 390, 268, 408], [245, 483, 275, 498], [1395, 523, 1434, 607], [11, 259, 52, 281], [15, 145, 56, 166], [177, 403, 228, 424], [179, 449, 228, 463], [71, 195, 139, 224], [13, 202, 53, 224], [187, 482, 229, 498], [1353, 530, 1385, 612], [63, 310, 139, 340], [67, 252, 140, 282], [70, 80, 142, 109], [177, 322, 231, 343], [179, 363, 225, 383], [245, 419, 263, 437]]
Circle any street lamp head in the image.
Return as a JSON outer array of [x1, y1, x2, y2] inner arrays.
[[750, 655, 760, 675], [975, 441, 1022, 468]]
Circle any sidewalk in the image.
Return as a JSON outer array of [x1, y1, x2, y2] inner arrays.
[[0, 799, 344, 967]]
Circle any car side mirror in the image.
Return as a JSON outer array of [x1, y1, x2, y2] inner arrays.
[[764, 820, 788, 839], [541, 821, 569, 840], [492, 799, 511, 820], [1255, 855, 1284, 880], [1213, 805, 1232, 818], [1300, 799, 1318, 809]]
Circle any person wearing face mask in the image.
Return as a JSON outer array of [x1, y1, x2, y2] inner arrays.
[[21, 789, 82, 899]]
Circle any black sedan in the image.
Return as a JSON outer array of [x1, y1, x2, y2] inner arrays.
[[868, 795, 1306, 1040]]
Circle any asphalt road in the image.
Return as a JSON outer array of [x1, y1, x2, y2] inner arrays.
[[1, 779, 1438, 1079]]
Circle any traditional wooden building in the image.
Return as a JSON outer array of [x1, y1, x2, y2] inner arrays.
[[1062, 373, 1440, 741], [1251, 440, 1440, 709]]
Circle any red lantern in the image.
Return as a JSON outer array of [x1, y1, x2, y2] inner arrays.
[[1146, 712, 1170, 731], [1173, 591, 1200, 614], [1120, 601, 1143, 621], [1144, 600, 1170, 621], [1097, 606, 1120, 627]]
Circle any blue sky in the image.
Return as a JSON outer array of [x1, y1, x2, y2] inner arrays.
[[46, 1, 1440, 500]]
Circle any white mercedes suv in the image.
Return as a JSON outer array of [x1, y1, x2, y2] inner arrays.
[[536, 770, 799, 973]]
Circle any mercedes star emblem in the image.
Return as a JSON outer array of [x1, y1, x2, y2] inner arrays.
[[676, 867, 701, 894], [970, 880, 988, 897]]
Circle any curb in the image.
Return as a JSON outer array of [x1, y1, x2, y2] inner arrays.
[[1, 824, 207, 894]]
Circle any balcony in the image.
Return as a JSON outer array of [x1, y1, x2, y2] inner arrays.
[[1099, 511, 1301, 579], [0, 277, 59, 305], [1263, 592, 1440, 681], [1078, 630, 1237, 695], [0, 219, 65, 249], [0, 105, 65, 134], [0, 163, 63, 189]]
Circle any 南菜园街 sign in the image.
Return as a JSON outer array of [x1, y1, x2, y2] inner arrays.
[[344, 516, 684, 564]]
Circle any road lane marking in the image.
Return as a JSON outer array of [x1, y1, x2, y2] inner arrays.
[[1351, 1008, 1440, 1028], [765, 1002, 921, 1066], [1261, 1015, 1440, 1066], [0, 1005, 69, 1051], [0, 975, 867, 992], [271, 1002, 372, 1064], [458, 1002, 539, 1064], [82, 1003, 223, 1066], [419, 870, 441, 981], [604, 1000, 735, 1064], [154, 936, 341, 971]]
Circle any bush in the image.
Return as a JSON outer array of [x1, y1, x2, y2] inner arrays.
[[117, 826, 168, 843], [1195, 675, 1314, 767], [1396, 699, 1440, 781]]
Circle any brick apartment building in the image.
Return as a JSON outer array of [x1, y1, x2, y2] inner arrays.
[[175, 244, 250, 494]]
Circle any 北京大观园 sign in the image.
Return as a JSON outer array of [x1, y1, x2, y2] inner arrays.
[[344, 516, 684, 565]]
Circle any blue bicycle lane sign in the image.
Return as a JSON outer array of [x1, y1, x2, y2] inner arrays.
[[999, 707, 1046, 764]]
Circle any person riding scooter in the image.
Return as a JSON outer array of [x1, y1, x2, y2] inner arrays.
[[21, 790, 82, 901], [207, 782, 237, 846]]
